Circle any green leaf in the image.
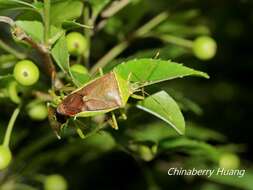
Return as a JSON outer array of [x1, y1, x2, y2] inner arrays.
[[69, 70, 90, 87], [50, 0, 83, 26], [15, 20, 62, 44], [186, 122, 226, 142], [51, 35, 69, 73], [51, 33, 90, 87], [159, 137, 220, 161], [0, 0, 37, 11], [15, 20, 44, 43], [137, 91, 185, 135], [62, 21, 93, 30], [126, 122, 178, 143], [114, 58, 209, 88]]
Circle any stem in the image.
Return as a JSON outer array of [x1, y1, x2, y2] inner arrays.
[[3, 106, 21, 147], [101, 0, 130, 18], [43, 0, 51, 45], [0, 39, 26, 59], [134, 12, 168, 37], [90, 12, 168, 74], [0, 16, 15, 26], [158, 34, 193, 48], [90, 41, 128, 74], [83, 6, 91, 68]]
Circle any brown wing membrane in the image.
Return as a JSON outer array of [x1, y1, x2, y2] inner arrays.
[[57, 72, 122, 116]]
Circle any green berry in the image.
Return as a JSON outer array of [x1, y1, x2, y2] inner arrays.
[[66, 32, 88, 56], [219, 153, 240, 169], [70, 64, 88, 74], [0, 146, 12, 170], [13, 60, 39, 86], [28, 103, 48, 121], [44, 174, 68, 190], [193, 36, 217, 60]]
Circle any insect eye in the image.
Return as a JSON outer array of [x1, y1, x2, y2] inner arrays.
[[82, 96, 88, 102]]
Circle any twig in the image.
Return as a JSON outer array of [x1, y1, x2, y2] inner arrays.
[[156, 34, 193, 48], [83, 6, 92, 68], [95, 0, 130, 32], [0, 16, 15, 26], [90, 41, 129, 74], [90, 12, 168, 74], [101, 0, 130, 18], [134, 12, 168, 37], [12, 27, 56, 81], [1, 16, 61, 88], [43, 0, 51, 45]]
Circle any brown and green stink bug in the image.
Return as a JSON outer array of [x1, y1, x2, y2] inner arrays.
[[56, 59, 209, 132], [57, 71, 133, 119]]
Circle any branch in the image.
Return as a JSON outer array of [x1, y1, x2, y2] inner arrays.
[[95, 0, 130, 32], [90, 12, 168, 74], [12, 24, 62, 89], [101, 0, 130, 18]]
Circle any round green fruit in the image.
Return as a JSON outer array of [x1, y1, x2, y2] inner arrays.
[[193, 36, 217, 60], [0, 146, 12, 170], [28, 103, 48, 121], [44, 174, 68, 190], [66, 32, 88, 56], [70, 64, 88, 74], [219, 153, 240, 169], [13, 60, 39, 86]]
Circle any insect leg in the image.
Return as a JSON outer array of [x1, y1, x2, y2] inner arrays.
[[108, 112, 119, 130], [47, 103, 62, 139], [99, 67, 104, 76], [130, 93, 145, 100], [119, 108, 127, 120]]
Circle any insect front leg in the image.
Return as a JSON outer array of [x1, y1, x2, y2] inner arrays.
[[130, 87, 146, 100], [47, 103, 63, 139]]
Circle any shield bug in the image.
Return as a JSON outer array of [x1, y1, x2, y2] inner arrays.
[[57, 71, 132, 118]]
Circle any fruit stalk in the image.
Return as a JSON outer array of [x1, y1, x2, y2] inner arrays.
[[3, 106, 21, 147]]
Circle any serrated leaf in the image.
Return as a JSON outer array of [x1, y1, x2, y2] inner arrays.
[[51, 35, 69, 73], [137, 91, 185, 135], [114, 58, 209, 88]]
